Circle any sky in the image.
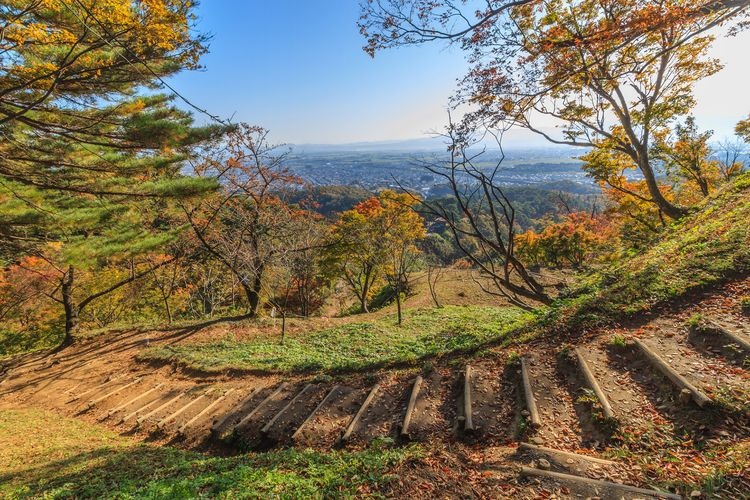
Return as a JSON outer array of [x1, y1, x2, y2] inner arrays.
[[168, 1, 750, 147]]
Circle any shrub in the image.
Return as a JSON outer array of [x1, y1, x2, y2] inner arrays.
[[684, 313, 706, 333], [610, 334, 628, 349]]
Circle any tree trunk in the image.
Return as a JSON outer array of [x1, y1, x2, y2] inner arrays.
[[639, 158, 688, 219], [246, 266, 265, 316], [201, 291, 213, 316], [427, 267, 442, 308], [163, 296, 173, 324], [359, 289, 369, 313], [359, 268, 372, 313], [243, 285, 260, 316], [395, 285, 402, 326], [61, 265, 79, 346], [698, 178, 709, 197]]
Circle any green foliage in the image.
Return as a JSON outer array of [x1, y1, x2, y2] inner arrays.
[[736, 115, 750, 143], [0, 325, 63, 360], [505, 351, 521, 367], [140, 306, 532, 374], [0, 408, 417, 499], [609, 335, 628, 350], [684, 313, 706, 332]]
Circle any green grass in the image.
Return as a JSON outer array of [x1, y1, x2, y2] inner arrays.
[[0, 408, 418, 499], [0, 325, 62, 360], [139, 306, 533, 374]]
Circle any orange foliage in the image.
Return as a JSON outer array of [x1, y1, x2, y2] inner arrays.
[[516, 212, 613, 268]]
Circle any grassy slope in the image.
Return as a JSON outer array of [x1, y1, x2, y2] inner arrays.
[[546, 173, 750, 331], [0, 408, 418, 499], [139, 306, 532, 374]]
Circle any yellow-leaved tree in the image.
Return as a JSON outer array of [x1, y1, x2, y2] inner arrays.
[[327, 190, 425, 318]]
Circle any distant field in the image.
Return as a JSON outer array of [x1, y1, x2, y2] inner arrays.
[[139, 305, 533, 374], [0, 408, 417, 498]]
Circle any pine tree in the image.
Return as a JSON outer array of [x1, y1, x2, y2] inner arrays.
[[0, 1, 230, 346]]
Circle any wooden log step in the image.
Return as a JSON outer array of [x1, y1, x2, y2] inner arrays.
[[518, 442, 616, 466], [462, 365, 474, 433], [292, 386, 341, 441], [68, 373, 124, 402], [157, 389, 213, 430], [340, 384, 379, 443], [137, 392, 186, 425], [400, 376, 423, 440], [65, 381, 85, 395], [179, 388, 236, 435], [706, 320, 750, 352], [211, 387, 261, 434], [634, 338, 712, 407], [520, 357, 541, 428], [519, 466, 681, 499], [108, 384, 165, 416], [233, 383, 289, 432], [121, 391, 167, 423], [574, 348, 615, 420], [87, 378, 142, 408], [261, 384, 315, 435]]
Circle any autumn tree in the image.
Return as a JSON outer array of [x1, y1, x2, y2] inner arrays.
[[738, 115, 750, 143], [184, 125, 312, 317], [653, 116, 722, 200], [600, 179, 671, 244], [379, 191, 426, 324], [327, 197, 385, 313], [360, 0, 750, 220], [516, 212, 612, 268], [327, 190, 425, 314]]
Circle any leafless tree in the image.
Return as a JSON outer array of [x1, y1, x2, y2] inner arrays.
[[426, 262, 446, 308], [411, 122, 552, 309], [714, 137, 747, 180], [183, 124, 305, 316]]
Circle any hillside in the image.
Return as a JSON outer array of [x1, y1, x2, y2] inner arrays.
[[1, 176, 749, 498]]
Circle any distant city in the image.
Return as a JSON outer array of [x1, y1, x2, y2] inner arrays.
[[286, 146, 601, 196]]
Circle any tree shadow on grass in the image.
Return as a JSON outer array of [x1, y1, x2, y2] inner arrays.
[[0, 441, 409, 498]]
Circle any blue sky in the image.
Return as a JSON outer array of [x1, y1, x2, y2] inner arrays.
[[169, 1, 467, 145], [169, 1, 750, 146]]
